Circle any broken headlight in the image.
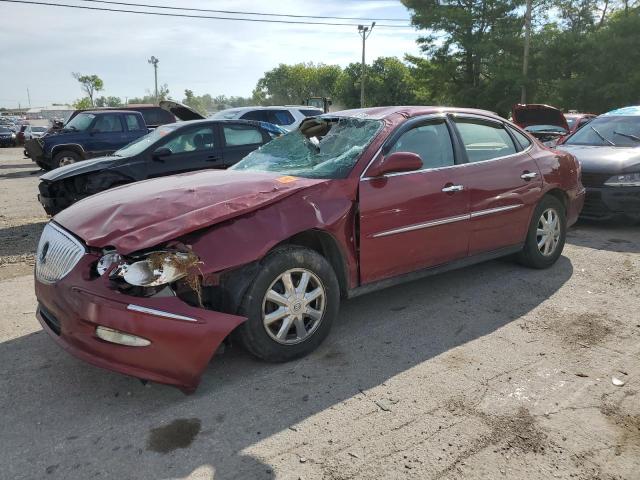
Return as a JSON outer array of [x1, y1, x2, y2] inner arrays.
[[97, 250, 200, 287]]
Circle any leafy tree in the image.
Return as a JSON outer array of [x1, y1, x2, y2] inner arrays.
[[128, 84, 170, 104], [72, 73, 104, 106], [95, 96, 122, 107], [336, 57, 419, 108], [73, 97, 93, 109], [252, 63, 342, 105]]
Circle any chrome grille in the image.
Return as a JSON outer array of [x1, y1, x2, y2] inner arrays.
[[35, 223, 85, 284]]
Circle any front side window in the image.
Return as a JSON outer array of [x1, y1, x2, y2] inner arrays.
[[93, 114, 123, 133], [160, 127, 216, 154], [388, 122, 454, 169], [223, 125, 264, 146], [564, 116, 640, 147], [455, 120, 517, 162], [240, 110, 269, 122], [267, 110, 295, 126]]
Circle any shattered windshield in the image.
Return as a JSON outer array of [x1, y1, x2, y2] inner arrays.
[[231, 117, 383, 179]]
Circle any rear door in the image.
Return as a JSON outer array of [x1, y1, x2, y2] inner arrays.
[[220, 123, 270, 166], [449, 115, 542, 255], [358, 117, 470, 283], [147, 124, 223, 177]]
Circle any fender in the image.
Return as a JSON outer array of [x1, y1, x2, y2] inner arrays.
[[50, 143, 86, 159]]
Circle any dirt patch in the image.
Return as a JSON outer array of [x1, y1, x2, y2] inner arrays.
[[0, 219, 46, 268], [600, 399, 640, 453]]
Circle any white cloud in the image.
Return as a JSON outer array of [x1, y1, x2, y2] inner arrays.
[[0, 0, 421, 107]]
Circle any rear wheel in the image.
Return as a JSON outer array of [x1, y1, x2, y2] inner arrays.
[[237, 247, 339, 362], [517, 195, 566, 269], [53, 150, 81, 168]]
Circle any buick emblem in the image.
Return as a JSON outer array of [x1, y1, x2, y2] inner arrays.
[[40, 241, 50, 264]]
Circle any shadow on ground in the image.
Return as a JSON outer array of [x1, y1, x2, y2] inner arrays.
[[0, 256, 573, 479], [566, 220, 640, 254], [0, 162, 36, 170], [0, 222, 46, 258]]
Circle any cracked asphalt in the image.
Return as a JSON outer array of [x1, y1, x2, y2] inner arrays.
[[1, 147, 639, 479]]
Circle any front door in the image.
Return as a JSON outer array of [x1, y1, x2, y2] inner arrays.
[[449, 116, 542, 255], [89, 113, 128, 155], [147, 125, 224, 177], [359, 119, 470, 284]]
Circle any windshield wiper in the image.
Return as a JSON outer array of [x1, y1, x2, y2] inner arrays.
[[613, 131, 640, 142], [590, 126, 615, 146]]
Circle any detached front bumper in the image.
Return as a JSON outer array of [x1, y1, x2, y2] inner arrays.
[[581, 186, 640, 221], [35, 256, 246, 393]]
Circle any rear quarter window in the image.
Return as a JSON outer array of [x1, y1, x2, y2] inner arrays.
[[299, 109, 323, 117], [136, 108, 175, 127]]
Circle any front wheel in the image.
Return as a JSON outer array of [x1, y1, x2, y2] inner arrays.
[[237, 246, 340, 362], [53, 150, 81, 168], [517, 195, 566, 269]]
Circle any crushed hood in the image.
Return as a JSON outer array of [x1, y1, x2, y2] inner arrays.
[[54, 170, 327, 254], [556, 145, 640, 174], [159, 100, 205, 121], [512, 104, 569, 131], [40, 156, 123, 182]]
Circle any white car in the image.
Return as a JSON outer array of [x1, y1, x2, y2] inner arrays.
[[31, 126, 49, 138], [210, 106, 323, 130]]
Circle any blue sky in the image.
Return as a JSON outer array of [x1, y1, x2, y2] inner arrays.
[[0, 0, 422, 108]]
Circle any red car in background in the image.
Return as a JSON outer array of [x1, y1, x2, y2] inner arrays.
[[34, 106, 584, 392], [512, 104, 571, 145], [564, 112, 597, 135]]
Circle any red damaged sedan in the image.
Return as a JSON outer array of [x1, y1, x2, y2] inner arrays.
[[34, 107, 584, 392]]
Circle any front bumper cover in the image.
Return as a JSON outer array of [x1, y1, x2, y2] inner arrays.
[[24, 138, 47, 165], [35, 255, 246, 393], [582, 186, 640, 221]]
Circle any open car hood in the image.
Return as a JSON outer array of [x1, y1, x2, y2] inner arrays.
[[512, 104, 569, 131], [159, 100, 205, 121], [54, 170, 327, 254]]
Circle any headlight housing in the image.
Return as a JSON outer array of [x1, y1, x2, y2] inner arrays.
[[604, 172, 640, 187], [97, 250, 200, 287]]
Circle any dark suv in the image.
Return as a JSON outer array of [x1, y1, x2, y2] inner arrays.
[[66, 104, 175, 129], [25, 110, 149, 170]]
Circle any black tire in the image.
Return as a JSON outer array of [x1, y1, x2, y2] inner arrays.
[[53, 150, 81, 169], [517, 195, 566, 269], [237, 246, 340, 362]]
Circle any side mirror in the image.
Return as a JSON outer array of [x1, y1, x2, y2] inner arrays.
[[366, 151, 423, 178], [152, 147, 172, 160]]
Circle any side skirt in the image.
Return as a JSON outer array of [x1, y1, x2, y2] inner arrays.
[[346, 244, 524, 299]]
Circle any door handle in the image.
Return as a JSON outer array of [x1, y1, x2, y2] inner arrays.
[[521, 172, 538, 180], [442, 184, 464, 193]]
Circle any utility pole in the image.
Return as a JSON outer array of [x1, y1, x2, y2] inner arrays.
[[358, 22, 375, 108], [520, 0, 532, 104], [148, 56, 159, 103], [27, 88, 31, 107]]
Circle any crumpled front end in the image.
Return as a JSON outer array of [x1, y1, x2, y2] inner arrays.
[[25, 138, 47, 166], [34, 223, 246, 393]]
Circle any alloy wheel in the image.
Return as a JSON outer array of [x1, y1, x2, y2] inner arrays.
[[59, 156, 77, 167], [262, 268, 326, 345], [536, 208, 561, 256]]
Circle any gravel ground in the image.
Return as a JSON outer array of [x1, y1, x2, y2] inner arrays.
[[1, 147, 639, 480]]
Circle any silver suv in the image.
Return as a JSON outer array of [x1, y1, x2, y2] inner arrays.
[[210, 106, 323, 130]]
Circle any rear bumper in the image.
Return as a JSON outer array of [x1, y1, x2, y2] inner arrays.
[[35, 256, 246, 392], [0, 137, 15, 147], [581, 186, 640, 221]]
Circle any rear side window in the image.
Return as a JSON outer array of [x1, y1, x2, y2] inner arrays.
[[299, 109, 322, 117], [455, 120, 517, 162], [223, 125, 264, 146], [507, 126, 532, 149], [388, 122, 454, 169], [137, 108, 175, 127], [124, 114, 145, 131], [266, 110, 295, 126], [240, 110, 269, 122]]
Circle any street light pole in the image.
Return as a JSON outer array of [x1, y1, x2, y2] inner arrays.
[[521, 0, 532, 104], [148, 56, 159, 103], [358, 22, 375, 108]]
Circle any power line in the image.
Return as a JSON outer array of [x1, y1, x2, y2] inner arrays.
[[0, 0, 414, 28], [78, 0, 411, 22]]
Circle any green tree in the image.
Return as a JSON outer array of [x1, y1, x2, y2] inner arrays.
[[252, 63, 342, 105], [72, 73, 104, 106], [95, 96, 122, 107], [73, 97, 93, 109]]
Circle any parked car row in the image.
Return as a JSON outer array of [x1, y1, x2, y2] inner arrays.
[[33, 104, 591, 392]]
